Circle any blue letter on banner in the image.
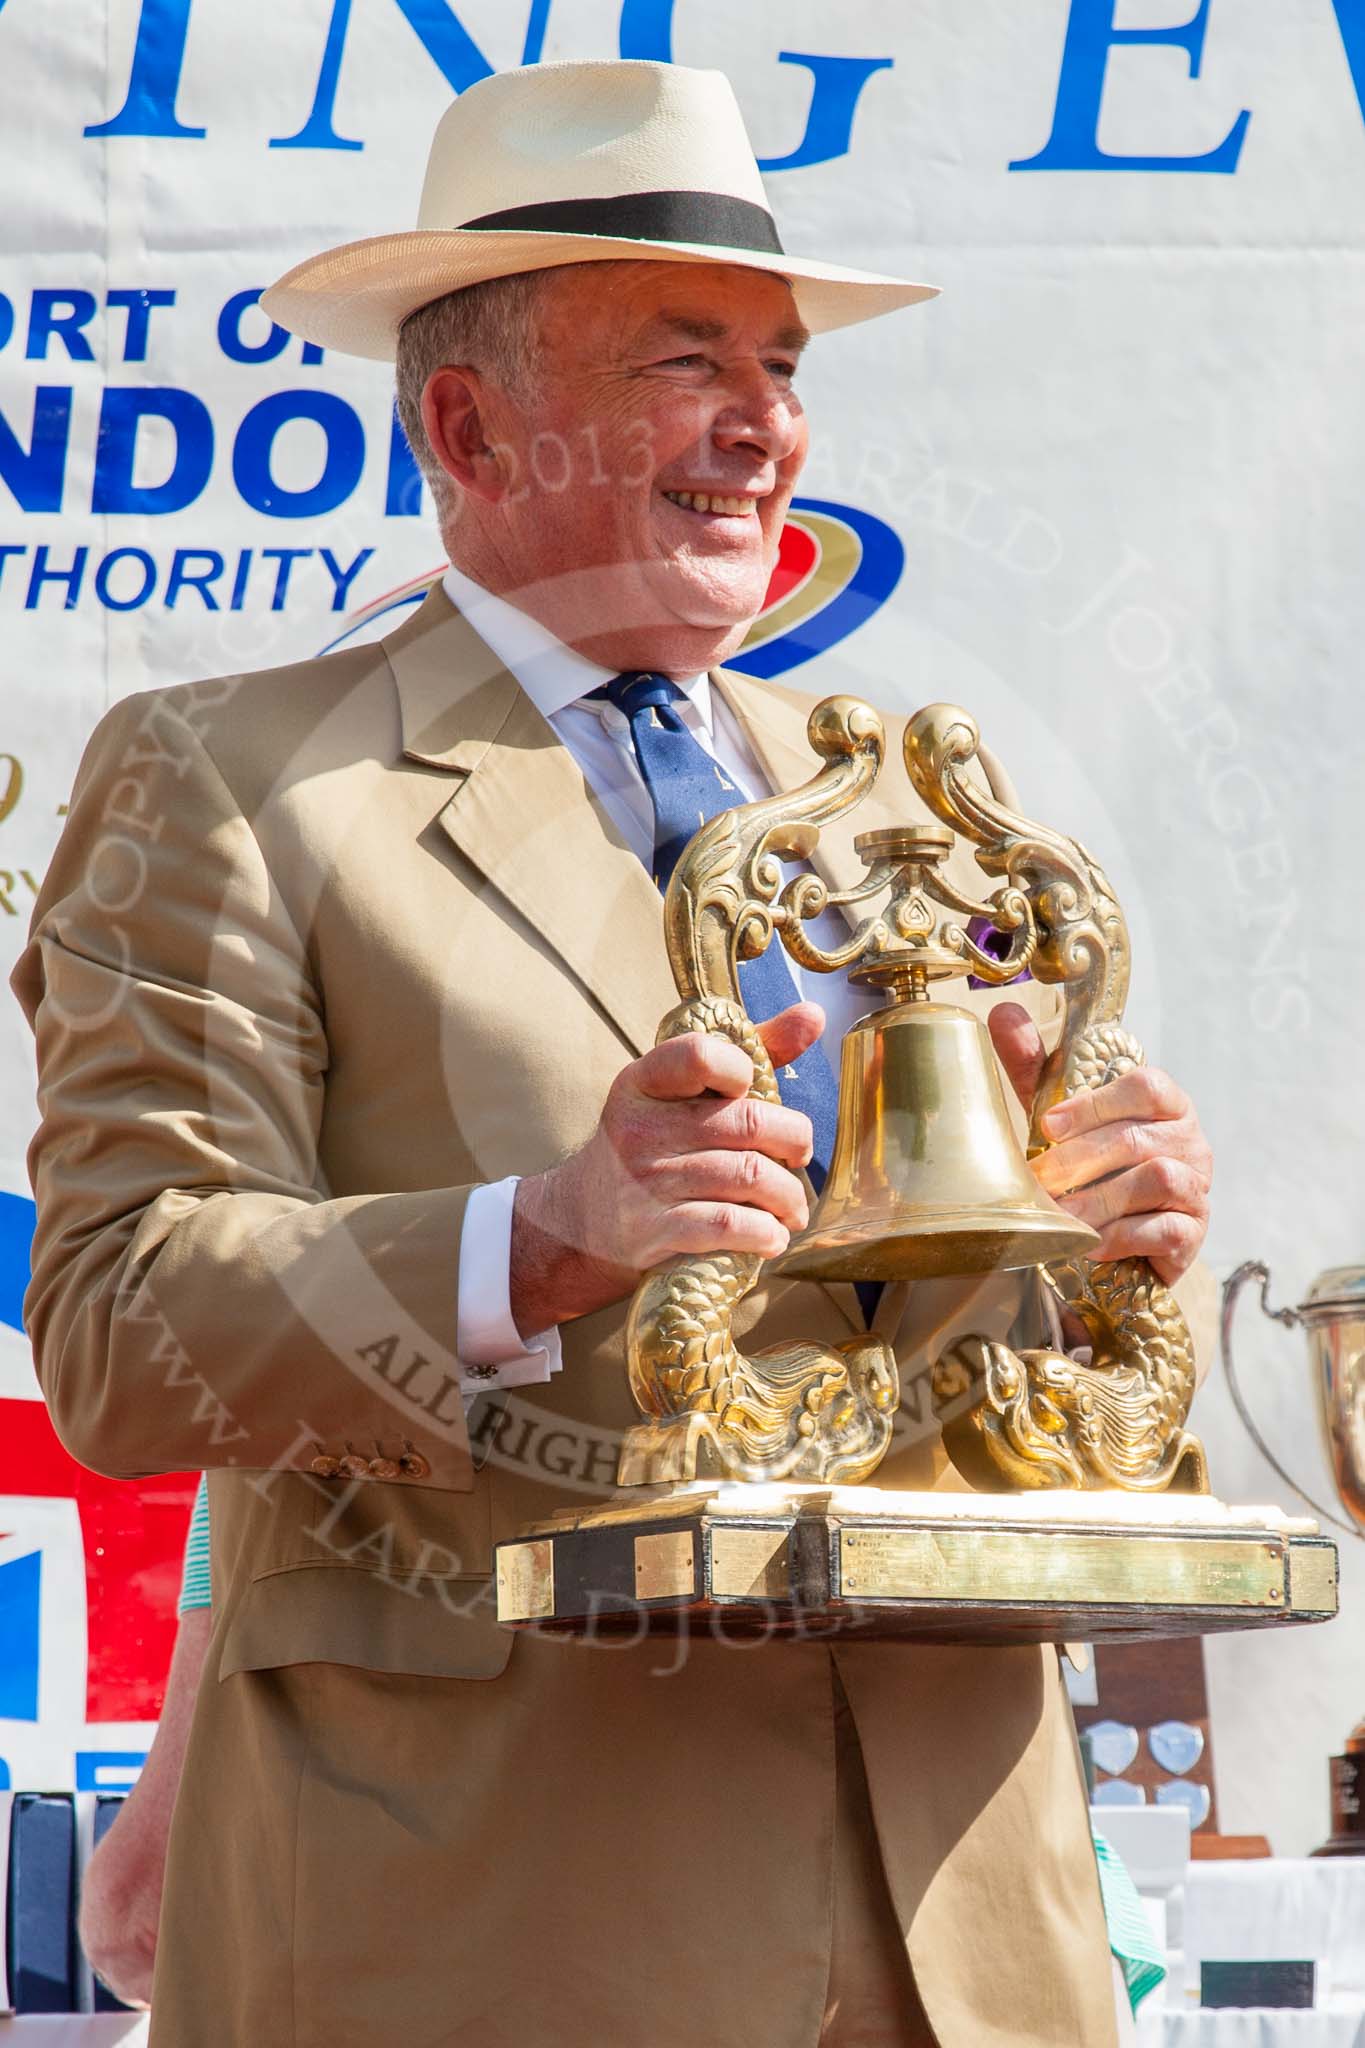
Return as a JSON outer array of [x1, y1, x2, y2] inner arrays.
[[233, 392, 365, 516], [218, 289, 291, 365], [85, 0, 205, 138], [93, 388, 213, 514], [617, 0, 674, 58], [1011, 0, 1250, 173], [1330, 0, 1365, 124], [617, 5, 891, 172], [0, 390, 72, 513], [26, 292, 98, 363], [756, 54, 893, 173], [271, 0, 495, 151]]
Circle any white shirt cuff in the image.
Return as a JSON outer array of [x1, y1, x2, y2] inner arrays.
[[456, 1176, 562, 1397]]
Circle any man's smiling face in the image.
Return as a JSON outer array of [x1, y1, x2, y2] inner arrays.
[[424, 260, 811, 676]]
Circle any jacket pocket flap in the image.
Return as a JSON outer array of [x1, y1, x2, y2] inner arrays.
[[215, 1563, 514, 1683]]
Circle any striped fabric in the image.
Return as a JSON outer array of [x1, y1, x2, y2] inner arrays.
[[1092, 1829, 1166, 2013], [176, 1472, 212, 1615]]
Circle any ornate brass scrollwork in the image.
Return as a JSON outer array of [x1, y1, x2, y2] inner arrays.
[[616, 698, 900, 1488], [617, 693, 1209, 1498], [905, 705, 1208, 1493]]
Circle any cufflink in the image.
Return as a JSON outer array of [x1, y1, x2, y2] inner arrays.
[[463, 1363, 501, 1383]]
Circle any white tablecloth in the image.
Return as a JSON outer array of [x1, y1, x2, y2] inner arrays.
[[1127, 1856, 1365, 2047], [0, 2024, 147, 2043], [1143, 2010, 1365, 2047], [1184, 1860, 1365, 1998]]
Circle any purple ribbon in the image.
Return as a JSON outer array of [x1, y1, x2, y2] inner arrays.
[[965, 916, 1032, 992]]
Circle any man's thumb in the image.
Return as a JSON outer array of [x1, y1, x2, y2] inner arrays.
[[755, 1001, 825, 1074], [987, 1002, 1046, 1112]]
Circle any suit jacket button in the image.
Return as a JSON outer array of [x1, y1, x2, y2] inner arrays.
[[367, 1455, 401, 1480], [398, 1450, 431, 1480], [338, 1452, 371, 1479], [310, 1454, 341, 1478]]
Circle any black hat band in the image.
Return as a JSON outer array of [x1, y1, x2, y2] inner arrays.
[[460, 189, 785, 256]]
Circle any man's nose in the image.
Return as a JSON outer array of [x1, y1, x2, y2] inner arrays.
[[710, 366, 804, 465]]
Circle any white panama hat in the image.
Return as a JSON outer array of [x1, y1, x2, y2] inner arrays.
[[260, 59, 938, 361]]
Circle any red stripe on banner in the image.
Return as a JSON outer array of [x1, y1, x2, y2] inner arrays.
[[0, 1399, 197, 1723], [762, 520, 819, 610]]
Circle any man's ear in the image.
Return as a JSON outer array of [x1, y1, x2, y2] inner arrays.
[[420, 365, 506, 504]]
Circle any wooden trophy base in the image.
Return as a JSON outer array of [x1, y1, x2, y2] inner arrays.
[[494, 1483, 1339, 1645]]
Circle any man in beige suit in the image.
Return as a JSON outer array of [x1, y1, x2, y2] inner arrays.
[[13, 59, 1213, 2047]]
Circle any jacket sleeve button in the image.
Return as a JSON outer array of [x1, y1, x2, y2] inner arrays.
[[367, 1455, 402, 1480], [310, 1454, 341, 1478], [338, 1452, 371, 1479], [397, 1449, 431, 1480]]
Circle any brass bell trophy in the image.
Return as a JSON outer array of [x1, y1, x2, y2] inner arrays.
[[495, 697, 1340, 1646]]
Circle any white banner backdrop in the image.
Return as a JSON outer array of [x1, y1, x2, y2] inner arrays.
[[1, 0, 1363, 1853]]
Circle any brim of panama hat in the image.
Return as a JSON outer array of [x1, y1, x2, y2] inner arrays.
[[260, 227, 939, 362]]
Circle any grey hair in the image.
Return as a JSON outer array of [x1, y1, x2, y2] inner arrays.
[[393, 271, 551, 519], [394, 261, 639, 521]]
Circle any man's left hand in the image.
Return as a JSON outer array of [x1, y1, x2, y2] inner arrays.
[[988, 1002, 1212, 1285]]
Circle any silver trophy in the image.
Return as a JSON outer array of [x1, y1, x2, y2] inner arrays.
[[1222, 1261, 1365, 1854]]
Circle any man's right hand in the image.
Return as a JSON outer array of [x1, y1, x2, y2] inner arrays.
[[509, 1002, 822, 1336]]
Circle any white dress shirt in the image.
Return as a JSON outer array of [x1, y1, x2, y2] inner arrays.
[[443, 560, 873, 1397]]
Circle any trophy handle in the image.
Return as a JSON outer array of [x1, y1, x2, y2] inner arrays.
[[616, 698, 901, 1489], [1220, 1261, 1363, 1540], [906, 704, 1208, 1492]]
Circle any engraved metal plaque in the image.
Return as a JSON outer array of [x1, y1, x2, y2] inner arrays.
[[838, 1527, 1287, 1609], [495, 1538, 555, 1623], [711, 1525, 791, 1600], [634, 1530, 696, 1601], [1286, 1540, 1338, 1615]]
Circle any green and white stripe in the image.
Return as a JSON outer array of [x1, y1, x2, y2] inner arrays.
[[1093, 1829, 1166, 2013], [176, 1471, 212, 1615]]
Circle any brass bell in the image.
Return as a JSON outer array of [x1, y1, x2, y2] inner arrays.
[[774, 990, 1098, 1284]]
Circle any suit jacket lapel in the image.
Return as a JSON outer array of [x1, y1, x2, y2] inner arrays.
[[386, 596, 900, 1343], [384, 585, 675, 1058]]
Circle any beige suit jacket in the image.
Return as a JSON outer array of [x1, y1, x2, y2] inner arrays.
[[13, 585, 1123, 2044]]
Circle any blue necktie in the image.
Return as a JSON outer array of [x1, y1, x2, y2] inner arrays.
[[591, 672, 880, 1327]]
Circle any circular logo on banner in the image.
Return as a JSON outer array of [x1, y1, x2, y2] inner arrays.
[[316, 498, 905, 679]]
